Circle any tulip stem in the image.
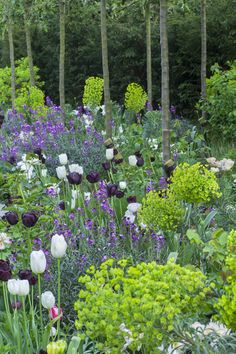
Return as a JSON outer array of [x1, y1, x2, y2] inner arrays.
[[22, 297, 30, 351], [38, 274, 43, 335], [57, 258, 61, 338]]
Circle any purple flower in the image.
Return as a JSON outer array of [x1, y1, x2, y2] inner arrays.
[[5, 211, 19, 226], [107, 184, 118, 197], [159, 176, 168, 189], [67, 172, 82, 185], [22, 212, 38, 228], [102, 161, 111, 171], [127, 196, 137, 203], [18, 269, 37, 286], [137, 157, 144, 167], [59, 201, 65, 210], [86, 171, 100, 183], [0, 260, 11, 281], [116, 190, 124, 199]]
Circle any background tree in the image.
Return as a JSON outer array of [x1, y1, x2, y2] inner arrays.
[[59, 0, 66, 111], [160, 0, 170, 164], [201, 0, 207, 118], [101, 0, 112, 138], [145, 0, 153, 107]]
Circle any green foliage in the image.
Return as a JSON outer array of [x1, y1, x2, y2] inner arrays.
[[215, 230, 236, 330], [0, 57, 44, 110], [199, 62, 236, 140], [75, 259, 211, 354], [169, 162, 222, 204], [124, 83, 148, 113], [138, 191, 184, 232], [82, 77, 104, 107]]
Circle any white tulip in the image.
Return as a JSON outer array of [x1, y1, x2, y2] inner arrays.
[[51, 234, 67, 258], [124, 210, 135, 224], [128, 155, 137, 166], [41, 291, 55, 309], [119, 181, 127, 190], [127, 203, 141, 213], [68, 164, 83, 175], [30, 250, 47, 274], [58, 153, 68, 165], [41, 169, 47, 177], [50, 327, 57, 337], [7, 279, 19, 295], [56, 166, 67, 180], [84, 192, 91, 201], [17, 280, 30, 296], [106, 148, 114, 160]]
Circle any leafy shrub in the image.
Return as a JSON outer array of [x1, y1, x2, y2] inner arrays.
[[216, 230, 236, 330], [199, 61, 236, 140], [138, 191, 184, 232], [124, 83, 148, 113], [0, 57, 44, 110], [75, 259, 211, 354], [169, 162, 222, 204], [82, 77, 104, 107]]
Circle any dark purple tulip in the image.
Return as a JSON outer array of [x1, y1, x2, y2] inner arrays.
[[29, 276, 37, 286], [22, 212, 38, 228], [86, 172, 100, 183], [114, 155, 123, 164], [12, 301, 22, 310], [59, 201, 65, 210], [67, 172, 82, 185], [134, 151, 142, 158], [127, 196, 137, 203], [5, 211, 19, 225], [102, 161, 111, 171], [150, 156, 155, 162], [107, 184, 118, 197], [137, 157, 144, 167], [33, 148, 42, 156], [113, 149, 118, 155], [116, 190, 124, 199], [0, 260, 11, 281], [9, 156, 16, 165], [18, 269, 32, 280]]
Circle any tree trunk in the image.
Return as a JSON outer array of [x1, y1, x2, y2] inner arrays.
[[145, 1, 152, 108], [24, 9, 35, 86], [100, 0, 112, 138], [160, 0, 170, 165], [201, 0, 207, 117], [59, 0, 65, 111], [7, 19, 16, 108]]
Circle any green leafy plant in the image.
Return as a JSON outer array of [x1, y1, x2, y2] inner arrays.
[[124, 83, 148, 113], [75, 259, 211, 353], [169, 162, 222, 204], [82, 77, 104, 107]]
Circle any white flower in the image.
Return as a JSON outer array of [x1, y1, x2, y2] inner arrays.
[[106, 148, 114, 160], [68, 164, 83, 175], [119, 181, 127, 190], [84, 192, 91, 201], [56, 166, 67, 180], [41, 291, 55, 309], [71, 190, 79, 209], [221, 158, 234, 171], [101, 105, 106, 116], [204, 321, 230, 336], [119, 125, 124, 134], [210, 167, 219, 173], [17, 280, 30, 296], [0, 232, 11, 250], [101, 130, 106, 136], [128, 155, 138, 166], [0, 204, 7, 218], [206, 157, 217, 165], [41, 169, 47, 177], [51, 234, 67, 258], [30, 250, 47, 274], [127, 203, 141, 213], [50, 327, 57, 337], [58, 153, 68, 165], [124, 210, 135, 224], [7, 279, 19, 295]]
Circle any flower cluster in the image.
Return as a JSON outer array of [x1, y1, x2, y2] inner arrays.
[[206, 157, 234, 172], [82, 76, 104, 107]]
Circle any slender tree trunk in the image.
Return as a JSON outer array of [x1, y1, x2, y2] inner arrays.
[[160, 0, 170, 166], [7, 19, 16, 108], [201, 0, 207, 117], [145, 1, 152, 108], [100, 0, 112, 138], [24, 9, 35, 86], [59, 0, 65, 111]]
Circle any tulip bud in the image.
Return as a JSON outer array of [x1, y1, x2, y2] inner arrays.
[[41, 291, 55, 309], [116, 190, 124, 199], [137, 157, 144, 167], [17, 279, 30, 296], [68, 164, 83, 175], [119, 181, 127, 190], [106, 148, 114, 160], [86, 171, 100, 184], [58, 154, 68, 165], [49, 305, 63, 320], [12, 300, 22, 310], [51, 234, 67, 258], [22, 212, 38, 228], [50, 327, 57, 337], [128, 155, 138, 166], [102, 161, 111, 171], [127, 196, 137, 204], [56, 166, 67, 180], [58, 201, 65, 210], [30, 250, 47, 274], [107, 184, 118, 197], [47, 340, 67, 354], [67, 172, 82, 185], [0, 259, 12, 281], [5, 211, 19, 225], [7, 279, 19, 295]]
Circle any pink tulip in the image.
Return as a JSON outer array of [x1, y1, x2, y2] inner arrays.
[[49, 305, 63, 320]]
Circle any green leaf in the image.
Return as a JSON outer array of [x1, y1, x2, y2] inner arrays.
[[186, 229, 203, 245]]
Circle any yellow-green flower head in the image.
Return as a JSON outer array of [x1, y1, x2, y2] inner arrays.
[[47, 340, 67, 354], [83, 76, 104, 107], [125, 83, 148, 113], [169, 162, 222, 204], [138, 190, 184, 232]]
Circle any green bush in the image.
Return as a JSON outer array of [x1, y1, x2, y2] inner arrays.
[[169, 162, 222, 204], [75, 259, 211, 354], [124, 83, 148, 113], [199, 61, 236, 140], [82, 76, 104, 107]]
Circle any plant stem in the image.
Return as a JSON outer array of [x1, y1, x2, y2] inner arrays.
[[57, 258, 61, 338], [38, 274, 43, 335]]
